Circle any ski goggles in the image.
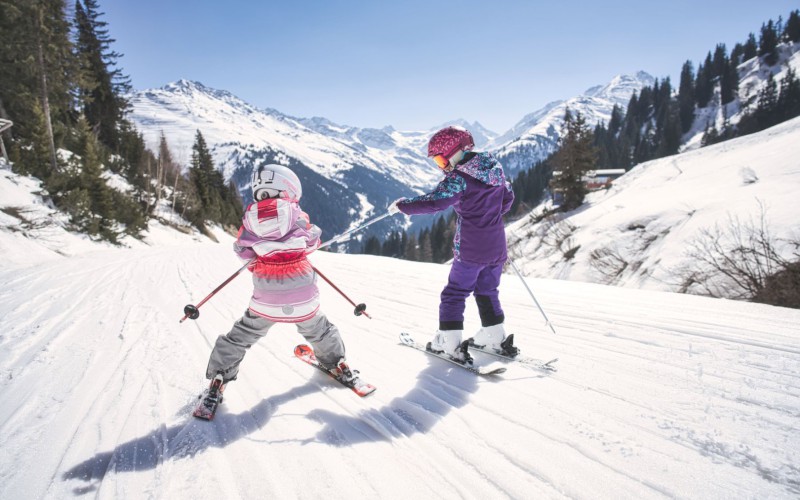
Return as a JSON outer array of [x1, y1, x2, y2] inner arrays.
[[431, 142, 469, 171], [432, 154, 450, 170]]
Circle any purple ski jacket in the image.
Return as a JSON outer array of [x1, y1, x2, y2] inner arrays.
[[397, 152, 514, 265]]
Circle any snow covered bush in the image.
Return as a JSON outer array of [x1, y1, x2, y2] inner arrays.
[[678, 204, 800, 307]]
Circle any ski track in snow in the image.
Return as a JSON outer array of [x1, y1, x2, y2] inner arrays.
[[1, 243, 799, 499]]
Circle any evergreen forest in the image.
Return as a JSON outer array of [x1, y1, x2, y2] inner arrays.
[[0, 0, 242, 243]]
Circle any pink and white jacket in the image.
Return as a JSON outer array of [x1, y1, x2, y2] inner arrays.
[[234, 197, 322, 323]]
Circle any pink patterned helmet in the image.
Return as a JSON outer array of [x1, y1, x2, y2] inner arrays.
[[426, 126, 475, 159]]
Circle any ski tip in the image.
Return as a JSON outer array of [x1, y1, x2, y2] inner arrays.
[[398, 332, 414, 346], [294, 344, 313, 357], [355, 385, 377, 397]]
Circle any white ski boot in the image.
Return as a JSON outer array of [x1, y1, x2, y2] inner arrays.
[[471, 324, 519, 357], [427, 330, 473, 364]]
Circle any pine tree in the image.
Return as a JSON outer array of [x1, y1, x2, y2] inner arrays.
[[678, 61, 696, 133], [711, 44, 727, 78], [730, 43, 745, 67], [653, 77, 672, 129], [720, 57, 740, 105], [738, 73, 779, 135], [380, 231, 404, 258], [695, 54, 714, 108], [187, 129, 242, 229], [777, 68, 800, 122], [115, 121, 156, 211], [550, 109, 597, 211], [50, 115, 117, 240], [73, 0, 130, 150], [431, 215, 448, 263], [759, 20, 779, 66], [743, 33, 758, 61], [784, 10, 800, 42], [656, 105, 682, 157], [404, 233, 418, 261], [154, 132, 183, 214], [757, 73, 779, 125], [418, 228, 433, 262], [0, 0, 76, 174], [80, 116, 116, 241], [220, 179, 243, 228], [13, 101, 54, 177], [363, 236, 381, 255], [188, 130, 219, 225]]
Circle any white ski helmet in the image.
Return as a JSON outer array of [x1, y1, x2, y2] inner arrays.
[[251, 164, 302, 201]]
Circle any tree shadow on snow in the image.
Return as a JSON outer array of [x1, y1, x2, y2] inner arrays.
[[304, 355, 500, 447], [61, 381, 321, 493]]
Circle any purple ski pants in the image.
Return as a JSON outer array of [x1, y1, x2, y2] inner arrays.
[[439, 259, 505, 330]]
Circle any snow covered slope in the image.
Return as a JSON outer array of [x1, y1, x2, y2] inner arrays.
[[1, 177, 799, 498], [508, 115, 800, 294]]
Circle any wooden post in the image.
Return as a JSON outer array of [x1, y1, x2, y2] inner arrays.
[[0, 119, 12, 164]]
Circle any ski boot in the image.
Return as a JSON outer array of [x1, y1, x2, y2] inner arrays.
[[471, 324, 519, 357], [427, 329, 473, 365], [193, 373, 225, 420], [329, 357, 360, 384]]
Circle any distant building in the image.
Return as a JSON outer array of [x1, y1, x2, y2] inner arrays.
[[551, 168, 626, 206], [583, 169, 626, 190]]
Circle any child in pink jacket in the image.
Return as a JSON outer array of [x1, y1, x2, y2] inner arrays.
[[199, 164, 357, 408]]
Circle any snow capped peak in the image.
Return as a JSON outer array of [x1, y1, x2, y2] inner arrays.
[[163, 78, 206, 92], [584, 71, 656, 106], [433, 119, 497, 149], [487, 71, 654, 173], [161, 79, 235, 101]]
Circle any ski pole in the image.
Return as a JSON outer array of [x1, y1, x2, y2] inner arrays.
[[312, 265, 371, 319], [508, 259, 557, 334], [318, 212, 392, 250], [179, 258, 255, 323]]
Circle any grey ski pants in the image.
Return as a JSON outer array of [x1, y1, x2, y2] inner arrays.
[[205, 309, 345, 382]]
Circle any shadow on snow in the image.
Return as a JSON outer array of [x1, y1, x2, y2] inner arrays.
[[62, 354, 506, 493]]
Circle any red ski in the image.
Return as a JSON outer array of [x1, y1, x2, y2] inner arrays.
[[294, 344, 376, 397]]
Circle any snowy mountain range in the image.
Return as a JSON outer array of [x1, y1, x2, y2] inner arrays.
[[488, 71, 656, 173], [128, 80, 441, 245], [126, 72, 654, 242]]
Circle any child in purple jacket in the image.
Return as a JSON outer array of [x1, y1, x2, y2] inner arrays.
[[389, 126, 518, 364]]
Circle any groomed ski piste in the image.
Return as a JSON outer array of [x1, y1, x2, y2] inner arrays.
[[1, 231, 798, 499], [1, 118, 799, 499]]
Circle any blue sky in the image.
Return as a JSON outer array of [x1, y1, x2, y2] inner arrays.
[[103, 0, 797, 133]]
